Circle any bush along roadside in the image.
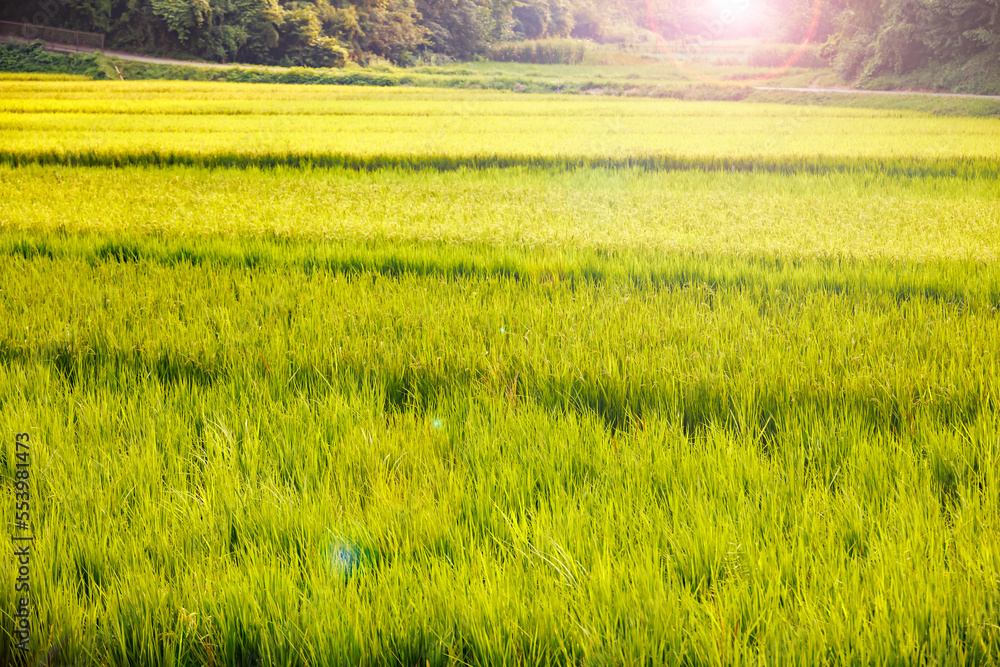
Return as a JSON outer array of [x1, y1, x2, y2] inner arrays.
[[0, 40, 113, 78]]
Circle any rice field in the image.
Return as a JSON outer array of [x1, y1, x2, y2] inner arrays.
[[1, 78, 1000, 666], [2, 81, 1000, 175]]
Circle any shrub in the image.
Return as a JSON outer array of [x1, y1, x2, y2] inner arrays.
[[487, 38, 589, 64], [0, 40, 106, 78], [747, 43, 828, 69], [305, 37, 349, 68]]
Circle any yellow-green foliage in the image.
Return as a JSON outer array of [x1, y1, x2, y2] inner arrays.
[[1, 80, 1000, 665], [0, 72, 92, 81], [1, 81, 999, 175], [2, 165, 1000, 261]]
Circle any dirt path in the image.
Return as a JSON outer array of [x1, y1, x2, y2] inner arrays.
[[103, 50, 286, 71], [754, 86, 1000, 100], [103, 51, 239, 68], [22, 38, 281, 70]]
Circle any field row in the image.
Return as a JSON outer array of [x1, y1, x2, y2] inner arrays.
[[3, 233, 999, 427], [2, 82, 999, 176], [0, 82, 981, 116], [3, 165, 999, 261]]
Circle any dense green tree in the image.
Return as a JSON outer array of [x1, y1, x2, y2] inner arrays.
[[415, 0, 489, 58], [349, 0, 426, 61], [766, 0, 843, 43], [826, 0, 1000, 80], [511, 0, 548, 37]]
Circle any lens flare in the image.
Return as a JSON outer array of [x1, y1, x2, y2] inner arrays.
[[646, 0, 826, 85], [323, 534, 363, 579]]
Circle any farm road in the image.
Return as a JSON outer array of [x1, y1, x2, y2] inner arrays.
[[754, 86, 1000, 100]]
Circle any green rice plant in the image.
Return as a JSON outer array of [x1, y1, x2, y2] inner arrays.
[[1, 81, 999, 665], [1, 81, 998, 176], [1, 228, 999, 664], [3, 165, 999, 261], [0, 72, 91, 81]]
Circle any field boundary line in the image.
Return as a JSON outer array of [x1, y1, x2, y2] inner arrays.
[[755, 86, 1000, 100]]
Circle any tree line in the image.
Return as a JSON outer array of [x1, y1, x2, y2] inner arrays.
[[2, 0, 998, 78], [823, 0, 1000, 82], [3, 0, 689, 66]]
